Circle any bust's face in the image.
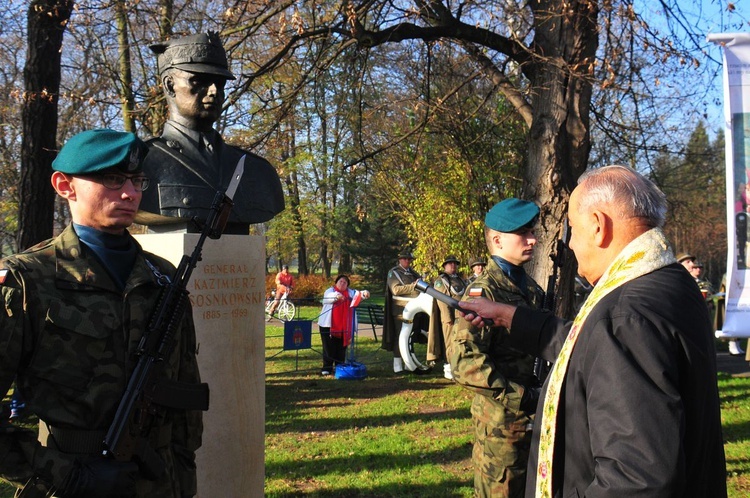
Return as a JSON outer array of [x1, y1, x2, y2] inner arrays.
[[165, 68, 226, 129]]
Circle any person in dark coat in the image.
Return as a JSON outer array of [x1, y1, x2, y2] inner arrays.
[[460, 165, 727, 498]]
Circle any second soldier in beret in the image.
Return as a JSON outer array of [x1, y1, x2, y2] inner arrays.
[[136, 32, 285, 233], [449, 198, 545, 498], [0, 129, 205, 497]]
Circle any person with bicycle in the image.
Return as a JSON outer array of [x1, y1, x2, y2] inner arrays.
[[267, 264, 294, 320]]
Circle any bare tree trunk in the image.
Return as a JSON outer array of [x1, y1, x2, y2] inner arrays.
[[522, 0, 599, 318], [144, 0, 174, 136], [19, 0, 73, 250], [287, 170, 308, 275], [339, 253, 352, 274], [321, 239, 331, 277], [115, 0, 136, 132]]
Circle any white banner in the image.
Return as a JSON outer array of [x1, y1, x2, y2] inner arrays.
[[709, 33, 750, 338]]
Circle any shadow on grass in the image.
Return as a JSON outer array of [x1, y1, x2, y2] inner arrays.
[[266, 374, 465, 433], [266, 406, 469, 435], [266, 479, 472, 498], [723, 418, 750, 444], [267, 439, 471, 474], [267, 442, 473, 497]]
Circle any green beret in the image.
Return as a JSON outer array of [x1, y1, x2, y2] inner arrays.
[[52, 129, 146, 175], [485, 198, 540, 233], [442, 255, 460, 267], [150, 32, 235, 80], [676, 252, 695, 263]]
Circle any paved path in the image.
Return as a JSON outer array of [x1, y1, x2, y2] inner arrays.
[[716, 350, 750, 377]]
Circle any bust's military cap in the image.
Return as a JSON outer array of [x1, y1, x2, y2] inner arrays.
[[150, 32, 235, 80], [694, 261, 704, 268], [442, 255, 460, 267], [397, 250, 415, 260], [52, 129, 147, 174], [468, 257, 487, 268], [485, 198, 540, 233], [676, 252, 695, 263]]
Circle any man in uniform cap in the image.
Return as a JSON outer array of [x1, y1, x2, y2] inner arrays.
[[0, 129, 205, 497], [449, 198, 545, 498], [676, 252, 696, 272], [690, 261, 714, 294], [384, 250, 424, 372], [428, 255, 467, 379], [468, 257, 487, 284], [679, 253, 744, 355], [136, 32, 284, 233]]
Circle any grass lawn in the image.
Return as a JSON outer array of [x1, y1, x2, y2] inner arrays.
[[2, 305, 749, 497]]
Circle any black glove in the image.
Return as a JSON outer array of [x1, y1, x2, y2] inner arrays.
[[520, 386, 541, 413], [59, 457, 138, 498]]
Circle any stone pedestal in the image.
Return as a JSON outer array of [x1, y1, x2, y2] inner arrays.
[[135, 233, 265, 497]]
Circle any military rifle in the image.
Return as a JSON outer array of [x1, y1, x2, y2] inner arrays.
[[101, 156, 246, 478]]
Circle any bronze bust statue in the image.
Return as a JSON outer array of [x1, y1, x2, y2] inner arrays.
[[135, 32, 284, 234]]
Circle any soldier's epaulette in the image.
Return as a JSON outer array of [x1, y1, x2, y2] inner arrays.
[[467, 287, 483, 297]]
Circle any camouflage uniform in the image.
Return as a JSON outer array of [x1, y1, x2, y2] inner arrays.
[[427, 272, 467, 362], [0, 225, 202, 497], [450, 258, 543, 498]]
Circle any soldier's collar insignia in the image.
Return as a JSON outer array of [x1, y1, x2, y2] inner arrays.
[[0, 269, 8, 285]]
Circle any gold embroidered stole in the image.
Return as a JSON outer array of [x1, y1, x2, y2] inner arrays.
[[535, 228, 676, 498]]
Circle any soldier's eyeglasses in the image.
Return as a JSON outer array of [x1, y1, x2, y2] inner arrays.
[[95, 173, 150, 192]]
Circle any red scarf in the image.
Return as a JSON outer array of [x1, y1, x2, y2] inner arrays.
[[330, 293, 354, 346]]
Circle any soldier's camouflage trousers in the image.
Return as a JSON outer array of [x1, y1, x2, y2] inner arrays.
[[472, 418, 532, 498]]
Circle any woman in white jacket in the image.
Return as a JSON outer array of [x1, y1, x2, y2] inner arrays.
[[318, 275, 369, 375]]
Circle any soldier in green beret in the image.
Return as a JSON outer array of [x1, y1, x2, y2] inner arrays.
[[428, 255, 467, 379], [0, 129, 204, 497], [136, 32, 284, 233], [449, 198, 545, 498]]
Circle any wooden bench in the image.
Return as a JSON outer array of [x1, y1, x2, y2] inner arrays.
[[355, 303, 385, 341]]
